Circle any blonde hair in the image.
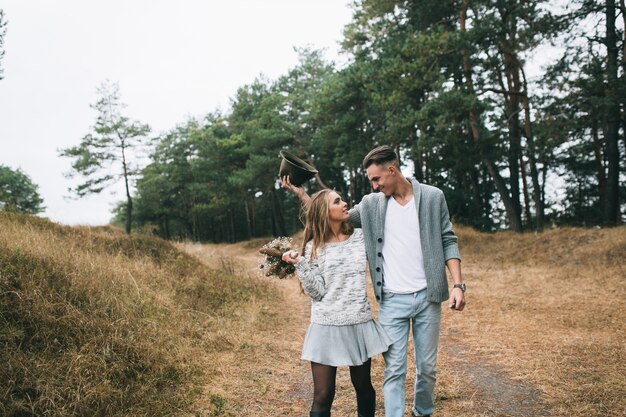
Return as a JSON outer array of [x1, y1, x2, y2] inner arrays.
[[300, 189, 353, 259]]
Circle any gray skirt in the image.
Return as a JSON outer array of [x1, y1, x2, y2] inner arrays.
[[301, 319, 391, 367]]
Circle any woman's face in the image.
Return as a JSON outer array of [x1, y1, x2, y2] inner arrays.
[[327, 191, 349, 222]]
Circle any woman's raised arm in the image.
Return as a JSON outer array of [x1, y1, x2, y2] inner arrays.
[[280, 175, 312, 206]]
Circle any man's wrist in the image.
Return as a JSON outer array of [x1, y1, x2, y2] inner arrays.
[[453, 283, 466, 293]]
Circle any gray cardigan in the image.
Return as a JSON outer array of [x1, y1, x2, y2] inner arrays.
[[348, 178, 461, 303]]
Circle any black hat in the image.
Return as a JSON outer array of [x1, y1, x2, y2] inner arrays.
[[278, 150, 318, 186]]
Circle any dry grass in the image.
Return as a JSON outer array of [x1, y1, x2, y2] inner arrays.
[[177, 225, 626, 417], [176, 237, 387, 416], [2, 212, 624, 416], [435, 225, 626, 417], [0, 212, 273, 416]]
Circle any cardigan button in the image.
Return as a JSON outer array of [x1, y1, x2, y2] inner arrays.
[[375, 267, 381, 272], [376, 281, 382, 286], [376, 295, 380, 301], [377, 238, 383, 243], [377, 252, 382, 257]]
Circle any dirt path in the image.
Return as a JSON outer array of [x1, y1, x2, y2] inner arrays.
[[438, 329, 551, 417], [183, 242, 552, 416]]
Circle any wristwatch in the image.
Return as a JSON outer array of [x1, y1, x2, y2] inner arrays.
[[453, 283, 466, 293]]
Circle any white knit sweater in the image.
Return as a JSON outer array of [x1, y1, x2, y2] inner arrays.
[[295, 229, 373, 326]]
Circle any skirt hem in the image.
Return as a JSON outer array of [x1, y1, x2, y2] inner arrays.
[[300, 319, 391, 367]]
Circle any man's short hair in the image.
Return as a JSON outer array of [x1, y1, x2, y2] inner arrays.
[[362, 145, 398, 169]]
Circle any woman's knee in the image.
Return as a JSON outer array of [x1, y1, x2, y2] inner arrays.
[[351, 379, 374, 396], [313, 385, 335, 408], [350, 367, 374, 394]]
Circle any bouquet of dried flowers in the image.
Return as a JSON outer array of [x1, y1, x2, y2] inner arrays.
[[258, 236, 297, 278]]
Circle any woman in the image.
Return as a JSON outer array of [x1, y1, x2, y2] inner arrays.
[[282, 187, 390, 417]]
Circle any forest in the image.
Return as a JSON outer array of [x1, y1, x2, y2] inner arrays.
[[57, 0, 625, 241]]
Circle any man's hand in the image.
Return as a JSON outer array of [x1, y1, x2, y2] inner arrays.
[[446, 259, 465, 311], [449, 287, 466, 311], [280, 176, 311, 205]]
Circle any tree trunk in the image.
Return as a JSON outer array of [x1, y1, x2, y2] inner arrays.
[[520, 154, 532, 228], [501, 44, 524, 229], [121, 142, 133, 234], [520, 66, 544, 230], [469, 165, 483, 220], [424, 149, 430, 184], [272, 189, 287, 236], [191, 206, 198, 241], [228, 209, 236, 243], [250, 194, 255, 238], [604, 0, 621, 225], [622, 0, 626, 69], [459, 0, 522, 232], [185, 215, 194, 240], [591, 118, 607, 212], [125, 196, 132, 235], [542, 162, 548, 226], [412, 153, 423, 182], [621, 0, 626, 108], [482, 169, 495, 228], [163, 216, 170, 240], [268, 189, 287, 237], [244, 192, 253, 239], [269, 190, 277, 237], [349, 169, 356, 206], [413, 129, 424, 182]]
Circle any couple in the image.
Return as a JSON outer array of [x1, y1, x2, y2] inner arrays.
[[281, 145, 466, 417]]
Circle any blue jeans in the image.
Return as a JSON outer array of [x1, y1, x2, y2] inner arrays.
[[378, 290, 441, 417]]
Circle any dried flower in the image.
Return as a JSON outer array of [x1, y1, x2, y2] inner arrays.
[[258, 236, 296, 279]]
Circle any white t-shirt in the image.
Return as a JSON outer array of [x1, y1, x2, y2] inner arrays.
[[381, 197, 427, 293]]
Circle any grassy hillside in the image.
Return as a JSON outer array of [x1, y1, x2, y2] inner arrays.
[[0, 212, 273, 417]]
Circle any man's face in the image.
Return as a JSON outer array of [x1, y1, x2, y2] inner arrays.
[[366, 163, 396, 196]]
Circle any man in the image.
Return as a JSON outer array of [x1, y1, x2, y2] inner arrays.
[[282, 145, 465, 417]]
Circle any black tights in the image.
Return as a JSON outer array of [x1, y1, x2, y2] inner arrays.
[[310, 359, 376, 415]]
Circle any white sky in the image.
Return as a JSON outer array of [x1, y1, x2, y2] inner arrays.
[[0, 0, 353, 225]]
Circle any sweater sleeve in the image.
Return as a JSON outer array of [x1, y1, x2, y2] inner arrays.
[[348, 205, 362, 227], [439, 192, 461, 261], [294, 247, 326, 301]]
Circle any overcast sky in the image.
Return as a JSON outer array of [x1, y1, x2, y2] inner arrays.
[[0, 0, 353, 225]]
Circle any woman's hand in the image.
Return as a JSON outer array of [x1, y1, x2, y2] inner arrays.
[[280, 176, 311, 205], [280, 175, 301, 194], [282, 249, 300, 265]]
